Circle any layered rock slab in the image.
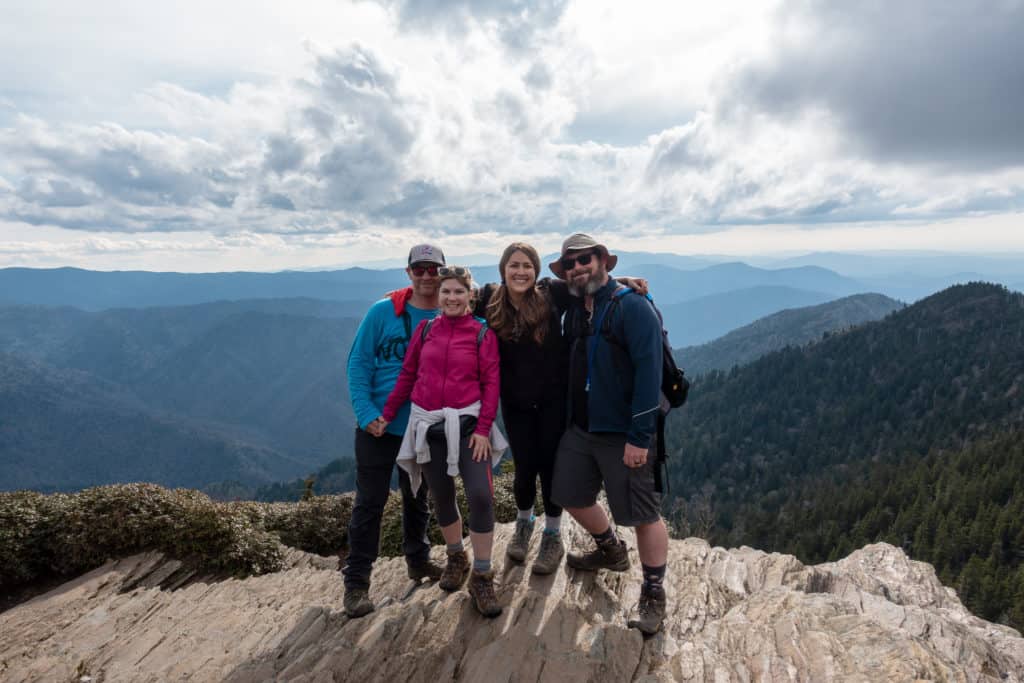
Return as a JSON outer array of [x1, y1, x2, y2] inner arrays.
[[1, 523, 1021, 682]]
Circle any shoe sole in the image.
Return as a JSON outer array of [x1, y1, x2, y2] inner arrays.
[[344, 605, 374, 618], [626, 618, 661, 636], [566, 558, 630, 572]]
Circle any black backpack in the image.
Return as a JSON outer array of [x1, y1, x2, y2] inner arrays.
[[598, 288, 690, 493]]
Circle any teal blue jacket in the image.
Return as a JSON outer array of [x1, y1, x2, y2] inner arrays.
[[347, 289, 437, 436]]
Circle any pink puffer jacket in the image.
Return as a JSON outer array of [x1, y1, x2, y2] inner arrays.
[[382, 313, 500, 437]]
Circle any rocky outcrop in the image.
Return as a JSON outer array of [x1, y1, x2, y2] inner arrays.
[[1, 520, 1022, 682]]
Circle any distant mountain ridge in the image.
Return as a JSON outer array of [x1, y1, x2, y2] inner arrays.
[[0, 353, 304, 491], [660, 285, 836, 347], [676, 292, 904, 375], [0, 301, 363, 491]]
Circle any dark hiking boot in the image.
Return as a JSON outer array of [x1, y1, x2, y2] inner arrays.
[[531, 532, 564, 575], [468, 570, 502, 618], [566, 538, 630, 572], [439, 549, 470, 591], [505, 518, 534, 563], [627, 583, 667, 635], [343, 586, 374, 618], [407, 558, 445, 582]]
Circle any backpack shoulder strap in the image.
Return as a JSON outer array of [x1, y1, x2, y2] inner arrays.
[[420, 318, 435, 343], [474, 317, 488, 347], [401, 310, 412, 340]]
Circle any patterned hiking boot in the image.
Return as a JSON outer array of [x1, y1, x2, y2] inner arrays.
[[407, 558, 445, 582], [505, 518, 535, 563], [343, 586, 374, 618], [468, 570, 502, 618], [530, 532, 564, 575], [627, 583, 667, 635], [439, 549, 471, 591], [566, 537, 630, 572]]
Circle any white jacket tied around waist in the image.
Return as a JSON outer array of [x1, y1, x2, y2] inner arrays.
[[397, 401, 508, 494]]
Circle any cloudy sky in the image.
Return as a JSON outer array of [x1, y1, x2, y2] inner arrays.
[[1, 0, 1022, 271]]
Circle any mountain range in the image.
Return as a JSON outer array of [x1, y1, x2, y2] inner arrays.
[[0, 301, 362, 491], [676, 292, 904, 376]]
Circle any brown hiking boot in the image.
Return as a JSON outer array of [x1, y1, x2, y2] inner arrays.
[[439, 549, 470, 591], [530, 532, 564, 575], [505, 518, 534, 563], [468, 570, 502, 618], [567, 538, 630, 572], [343, 586, 374, 618], [627, 583, 667, 635], [407, 558, 445, 582]]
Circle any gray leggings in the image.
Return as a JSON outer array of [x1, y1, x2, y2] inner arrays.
[[422, 433, 495, 534]]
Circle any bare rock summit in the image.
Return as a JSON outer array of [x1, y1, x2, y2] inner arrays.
[[1, 520, 1021, 682]]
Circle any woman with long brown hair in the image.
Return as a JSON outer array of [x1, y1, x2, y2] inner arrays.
[[476, 243, 570, 574]]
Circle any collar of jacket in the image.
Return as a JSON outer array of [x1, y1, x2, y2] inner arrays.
[[434, 312, 479, 328]]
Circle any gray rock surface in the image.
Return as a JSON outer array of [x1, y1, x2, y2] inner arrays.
[[1, 521, 1021, 682]]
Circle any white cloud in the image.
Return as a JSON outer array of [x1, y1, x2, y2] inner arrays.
[[0, 0, 1022, 270]]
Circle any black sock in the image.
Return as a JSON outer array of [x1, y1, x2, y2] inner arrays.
[[592, 527, 617, 545], [641, 563, 666, 590]]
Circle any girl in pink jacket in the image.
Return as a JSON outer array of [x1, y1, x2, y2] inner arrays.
[[381, 265, 506, 617]]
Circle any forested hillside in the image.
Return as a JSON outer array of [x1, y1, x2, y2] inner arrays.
[[664, 282, 1024, 628], [0, 302, 363, 491], [0, 354, 304, 490]]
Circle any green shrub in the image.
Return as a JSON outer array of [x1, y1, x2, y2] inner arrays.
[[0, 484, 285, 590], [0, 469, 525, 591]]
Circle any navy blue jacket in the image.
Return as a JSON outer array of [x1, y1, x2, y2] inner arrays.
[[565, 277, 662, 448]]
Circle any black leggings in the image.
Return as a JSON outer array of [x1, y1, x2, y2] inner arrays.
[[421, 433, 495, 534], [503, 401, 565, 518]]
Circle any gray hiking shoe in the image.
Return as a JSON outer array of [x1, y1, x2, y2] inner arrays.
[[468, 569, 502, 618], [506, 518, 534, 563], [407, 558, 445, 582], [566, 538, 630, 572], [628, 583, 667, 635], [531, 532, 564, 575], [343, 586, 374, 618]]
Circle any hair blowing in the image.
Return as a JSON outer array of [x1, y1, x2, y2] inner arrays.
[[486, 242, 550, 345]]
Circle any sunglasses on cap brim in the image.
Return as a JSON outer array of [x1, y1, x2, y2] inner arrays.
[[438, 266, 469, 278]]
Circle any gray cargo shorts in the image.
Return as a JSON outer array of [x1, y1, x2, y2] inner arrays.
[[551, 425, 661, 527]]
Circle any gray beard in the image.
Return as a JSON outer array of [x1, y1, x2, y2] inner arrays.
[[568, 276, 606, 297]]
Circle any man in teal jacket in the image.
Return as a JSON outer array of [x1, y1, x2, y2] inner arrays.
[[550, 233, 670, 636], [342, 243, 446, 617]]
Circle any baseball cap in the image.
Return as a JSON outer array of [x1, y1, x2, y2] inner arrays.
[[407, 243, 446, 266]]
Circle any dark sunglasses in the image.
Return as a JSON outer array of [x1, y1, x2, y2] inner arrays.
[[410, 265, 439, 277], [438, 266, 469, 278], [560, 251, 597, 272]]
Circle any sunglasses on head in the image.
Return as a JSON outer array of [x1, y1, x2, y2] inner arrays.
[[438, 266, 468, 278], [410, 264, 439, 277], [560, 250, 597, 272]]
